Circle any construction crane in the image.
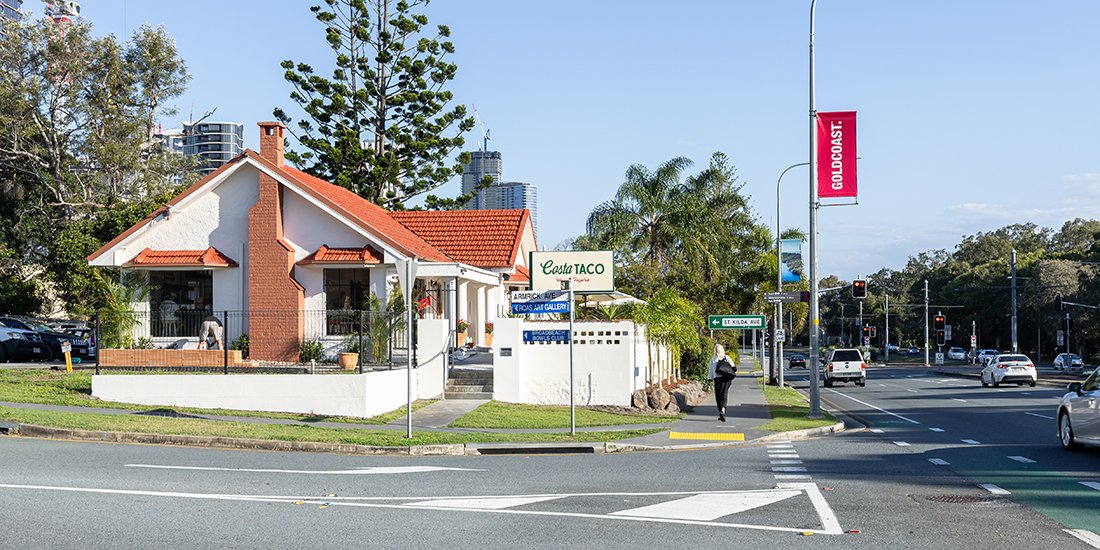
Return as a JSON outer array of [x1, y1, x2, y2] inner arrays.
[[472, 104, 491, 152], [45, 1, 80, 25]]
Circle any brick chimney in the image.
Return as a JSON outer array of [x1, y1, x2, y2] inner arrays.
[[248, 121, 303, 362], [258, 121, 286, 166]]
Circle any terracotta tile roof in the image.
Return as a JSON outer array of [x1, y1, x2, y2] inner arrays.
[[297, 245, 383, 265], [248, 152, 451, 262], [390, 209, 529, 268], [507, 264, 530, 283], [122, 247, 238, 268]]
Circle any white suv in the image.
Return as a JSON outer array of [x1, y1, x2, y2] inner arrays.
[[981, 353, 1037, 388], [823, 348, 866, 387]]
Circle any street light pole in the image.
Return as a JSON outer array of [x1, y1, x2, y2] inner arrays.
[[1010, 248, 1018, 353], [885, 293, 890, 363], [807, 0, 822, 419], [924, 279, 930, 367], [775, 162, 808, 389]]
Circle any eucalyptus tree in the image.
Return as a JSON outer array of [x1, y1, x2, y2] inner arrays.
[[274, 0, 476, 209]]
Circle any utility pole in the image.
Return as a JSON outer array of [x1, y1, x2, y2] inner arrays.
[[924, 279, 930, 366], [885, 293, 890, 363], [839, 303, 846, 345], [1011, 249, 1018, 353], [807, 0, 822, 419]]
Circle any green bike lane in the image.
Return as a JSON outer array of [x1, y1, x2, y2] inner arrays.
[[805, 366, 1100, 537]]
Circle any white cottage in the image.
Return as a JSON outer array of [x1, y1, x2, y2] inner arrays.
[[88, 122, 535, 362]]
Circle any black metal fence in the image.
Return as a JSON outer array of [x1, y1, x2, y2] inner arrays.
[[93, 308, 407, 374]]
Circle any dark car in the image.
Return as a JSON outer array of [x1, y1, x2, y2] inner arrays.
[[0, 317, 92, 361], [786, 353, 807, 369], [0, 323, 47, 362]]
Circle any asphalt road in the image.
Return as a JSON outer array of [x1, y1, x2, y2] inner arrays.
[[1, 364, 1097, 548]]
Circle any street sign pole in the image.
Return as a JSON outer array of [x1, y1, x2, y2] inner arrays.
[[564, 279, 575, 436], [396, 258, 418, 439], [807, 0, 821, 419]]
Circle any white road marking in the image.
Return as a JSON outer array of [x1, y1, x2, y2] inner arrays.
[[929, 428, 945, 432], [771, 467, 808, 472], [125, 464, 483, 475], [928, 458, 949, 465], [1007, 456, 1035, 464], [770, 460, 803, 465], [1065, 529, 1100, 549], [997, 389, 1006, 392], [869, 428, 884, 434], [407, 496, 561, 510], [0, 483, 844, 535], [1025, 412, 1055, 420], [951, 398, 968, 403], [778, 482, 843, 535], [772, 474, 812, 480], [824, 389, 921, 424], [768, 454, 799, 459], [1081, 482, 1100, 492], [893, 441, 910, 447], [906, 389, 918, 393], [961, 439, 981, 445], [611, 490, 800, 521], [980, 484, 1011, 495], [767, 444, 794, 450]]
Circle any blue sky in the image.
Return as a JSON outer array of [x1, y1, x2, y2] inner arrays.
[[25, 1, 1100, 279]]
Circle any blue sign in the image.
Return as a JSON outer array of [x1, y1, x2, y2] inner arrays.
[[523, 330, 571, 343], [511, 300, 570, 315]]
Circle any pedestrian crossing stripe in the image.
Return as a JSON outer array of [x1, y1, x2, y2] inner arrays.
[[669, 432, 745, 441]]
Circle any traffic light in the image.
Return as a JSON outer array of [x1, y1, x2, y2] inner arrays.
[[862, 325, 871, 338], [852, 279, 867, 299], [933, 314, 946, 331], [869, 326, 877, 338], [936, 330, 946, 346]]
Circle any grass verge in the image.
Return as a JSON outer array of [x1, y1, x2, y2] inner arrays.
[[756, 378, 838, 432], [0, 406, 662, 446], [0, 369, 431, 425], [449, 401, 682, 429]]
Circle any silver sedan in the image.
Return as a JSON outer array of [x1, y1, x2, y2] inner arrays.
[[1058, 367, 1100, 450]]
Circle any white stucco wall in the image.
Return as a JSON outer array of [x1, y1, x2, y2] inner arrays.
[[92, 370, 413, 418], [492, 319, 647, 407], [416, 319, 448, 399]]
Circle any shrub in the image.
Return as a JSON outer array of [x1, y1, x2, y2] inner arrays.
[[230, 334, 249, 358], [299, 340, 325, 362]]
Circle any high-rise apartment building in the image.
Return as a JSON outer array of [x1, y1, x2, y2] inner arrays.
[[0, 0, 22, 25], [461, 151, 502, 210], [483, 181, 537, 239], [181, 121, 244, 176]]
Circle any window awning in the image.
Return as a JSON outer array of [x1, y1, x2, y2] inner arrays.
[[122, 247, 238, 269], [296, 244, 383, 266]]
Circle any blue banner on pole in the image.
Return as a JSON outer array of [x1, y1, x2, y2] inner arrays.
[[781, 239, 804, 283], [523, 330, 571, 343]]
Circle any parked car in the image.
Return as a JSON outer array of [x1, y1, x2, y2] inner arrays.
[[1058, 366, 1100, 450], [974, 349, 999, 365], [0, 322, 47, 362], [64, 328, 97, 359], [907, 346, 920, 355], [981, 353, 1037, 388], [1053, 353, 1084, 372], [947, 347, 967, 361], [786, 352, 806, 369], [0, 316, 92, 361], [823, 348, 866, 387]]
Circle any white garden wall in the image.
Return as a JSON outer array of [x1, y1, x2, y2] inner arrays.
[[492, 318, 657, 407]]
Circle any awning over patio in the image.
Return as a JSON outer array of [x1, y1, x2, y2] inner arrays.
[[296, 244, 383, 266], [122, 247, 238, 269]]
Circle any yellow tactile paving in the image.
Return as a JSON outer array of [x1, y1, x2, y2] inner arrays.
[[668, 432, 745, 441]]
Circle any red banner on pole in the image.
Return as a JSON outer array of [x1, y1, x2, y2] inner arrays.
[[817, 111, 857, 199]]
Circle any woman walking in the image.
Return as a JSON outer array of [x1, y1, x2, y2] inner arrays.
[[708, 344, 737, 422]]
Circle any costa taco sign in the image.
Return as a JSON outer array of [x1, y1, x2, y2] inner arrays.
[[529, 250, 615, 293]]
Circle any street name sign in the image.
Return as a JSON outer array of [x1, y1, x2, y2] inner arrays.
[[707, 315, 766, 330], [511, 290, 570, 315], [764, 291, 810, 303], [523, 330, 571, 343]]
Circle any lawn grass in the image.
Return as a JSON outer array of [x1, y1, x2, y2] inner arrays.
[[450, 401, 682, 429], [756, 378, 838, 432], [0, 406, 662, 446], [0, 368, 431, 425]]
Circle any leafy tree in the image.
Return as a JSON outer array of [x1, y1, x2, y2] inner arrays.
[[274, 0, 476, 209]]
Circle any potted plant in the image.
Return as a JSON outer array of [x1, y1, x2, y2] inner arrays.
[[456, 319, 468, 348], [338, 336, 360, 371], [485, 321, 494, 347]]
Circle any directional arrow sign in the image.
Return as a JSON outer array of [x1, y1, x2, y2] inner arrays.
[[708, 315, 766, 330], [764, 291, 809, 303]]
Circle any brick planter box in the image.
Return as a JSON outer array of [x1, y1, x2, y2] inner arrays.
[[99, 349, 247, 368]]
